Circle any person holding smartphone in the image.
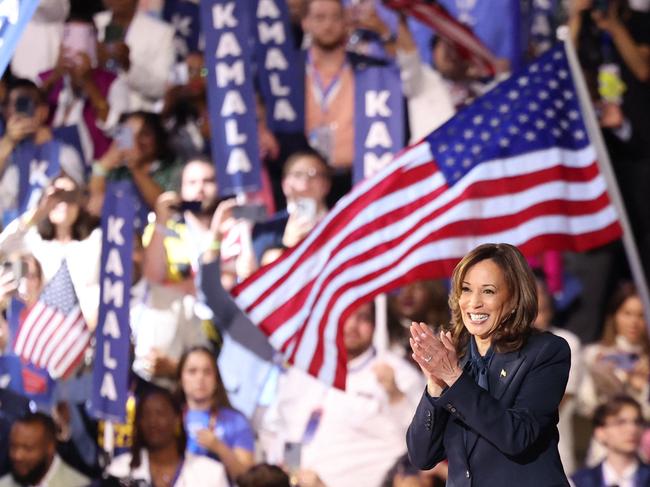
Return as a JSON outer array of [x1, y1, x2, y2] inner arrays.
[[251, 150, 331, 267], [0, 79, 85, 225], [94, 0, 175, 111], [38, 15, 131, 162]]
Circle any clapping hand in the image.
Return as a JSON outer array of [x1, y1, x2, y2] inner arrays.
[[410, 322, 462, 394]]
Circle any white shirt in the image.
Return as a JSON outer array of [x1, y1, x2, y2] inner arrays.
[[259, 347, 424, 487], [602, 459, 639, 487], [107, 451, 229, 487], [396, 49, 455, 143], [10, 0, 69, 82], [130, 280, 207, 389], [94, 11, 175, 112], [0, 223, 101, 329]]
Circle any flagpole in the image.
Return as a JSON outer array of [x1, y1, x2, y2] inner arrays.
[[558, 26, 650, 325]]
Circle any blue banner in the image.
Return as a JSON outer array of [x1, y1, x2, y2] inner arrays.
[[353, 63, 404, 182], [253, 0, 304, 134], [15, 139, 61, 213], [90, 180, 135, 423], [0, 0, 40, 77], [163, 0, 201, 61], [200, 0, 262, 196]]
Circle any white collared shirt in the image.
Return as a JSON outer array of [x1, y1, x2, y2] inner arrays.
[[602, 459, 639, 487]]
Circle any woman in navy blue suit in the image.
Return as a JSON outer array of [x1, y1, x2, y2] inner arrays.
[[407, 243, 571, 486]]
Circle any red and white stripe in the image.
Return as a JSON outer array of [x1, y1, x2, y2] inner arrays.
[[385, 0, 500, 76], [233, 141, 621, 389], [14, 303, 90, 379]]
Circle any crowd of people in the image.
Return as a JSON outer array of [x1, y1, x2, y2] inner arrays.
[[0, 0, 649, 486]]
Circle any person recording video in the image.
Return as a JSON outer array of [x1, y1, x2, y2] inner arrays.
[[0, 79, 85, 227]]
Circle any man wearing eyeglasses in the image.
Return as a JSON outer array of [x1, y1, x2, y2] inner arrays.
[[572, 395, 650, 487]]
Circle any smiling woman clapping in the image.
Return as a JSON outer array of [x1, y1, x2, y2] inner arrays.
[[406, 243, 571, 487]]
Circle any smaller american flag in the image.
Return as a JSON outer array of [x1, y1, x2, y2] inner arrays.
[[385, 0, 500, 76], [14, 260, 91, 379]]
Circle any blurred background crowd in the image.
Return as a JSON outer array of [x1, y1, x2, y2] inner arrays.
[[0, 0, 649, 486]]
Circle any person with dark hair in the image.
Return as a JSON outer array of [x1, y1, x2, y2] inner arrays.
[[407, 243, 571, 486], [0, 78, 85, 225], [577, 282, 650, 421], [236, 464, 291, 487], [252, 150, 331, 266], [89, 110, 182, 217], [177, 346, 255, 481], [0, 412, 89, 487], [38, 13, 130, 161], [106, 389, 228, 486], [0, 175, 101, 331], [572, 395, 650, 487]]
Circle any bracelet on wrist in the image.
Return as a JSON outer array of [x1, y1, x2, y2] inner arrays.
[[207, 240, 221, 252], [92, 162, 108, 177]]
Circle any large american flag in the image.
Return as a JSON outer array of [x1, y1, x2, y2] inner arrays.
[[233, 44, 622, 389], [14, 260, 91, 379], [385, 0, 499, 76]]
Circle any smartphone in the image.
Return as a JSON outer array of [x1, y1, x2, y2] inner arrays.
[[232, 203, 267, 223], [283, 442, 302, 471], [177, 200, 204, 214], [2, 260, 26, 281], [56, 189, 78, 204], [14, 95, 35, 117], [115, 125, 134, 150], [602, 352, 639, 371], [293, 197, 317, 221], [104, 23, 125, 44]]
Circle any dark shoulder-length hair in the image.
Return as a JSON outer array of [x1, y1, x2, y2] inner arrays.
[[130, 389, 187, 469], [447, 243, 538, 357], [176, 345, 232, 414], [600, 281, 650, 352], [36, 176, 98, 241]]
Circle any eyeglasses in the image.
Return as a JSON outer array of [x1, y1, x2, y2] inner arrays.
[[604, 418, 645, 428], [286, 169, 327, 180]]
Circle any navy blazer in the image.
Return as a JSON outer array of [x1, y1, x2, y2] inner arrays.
[[407, 331, 571, 487], [572, 461, 650, 487]]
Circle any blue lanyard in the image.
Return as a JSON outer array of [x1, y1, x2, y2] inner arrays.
[[306, 50, 348, 112]]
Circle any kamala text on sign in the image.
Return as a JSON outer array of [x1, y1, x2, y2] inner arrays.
[[255, 0, 304, 133], [201, 0, 262, 195]]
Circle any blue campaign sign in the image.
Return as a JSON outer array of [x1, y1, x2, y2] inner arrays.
[[90, 180, 135, 423], [253, 0, 304, 134], [200, 0, 262, 196], [163, 0, 201, 61], [353, 63, 404, 182], [0, 0, 40, 77]]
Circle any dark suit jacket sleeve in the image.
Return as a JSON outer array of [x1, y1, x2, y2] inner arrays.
[[435, 335, 570, 457], [406, 388, 450, 469]]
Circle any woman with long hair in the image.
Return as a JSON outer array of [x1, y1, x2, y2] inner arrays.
[[107, 388, 228, 486], [406, 243, 570, 486], [577, 281, 650, 420], [177, 346, 255, 481], [0, 175, 101, 332]]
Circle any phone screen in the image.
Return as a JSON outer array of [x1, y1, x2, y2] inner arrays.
[[14, 95, 35, 116], [283, 442, 302, 471], [115, 125, 134, 150], [104, 23, 125, 44]]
